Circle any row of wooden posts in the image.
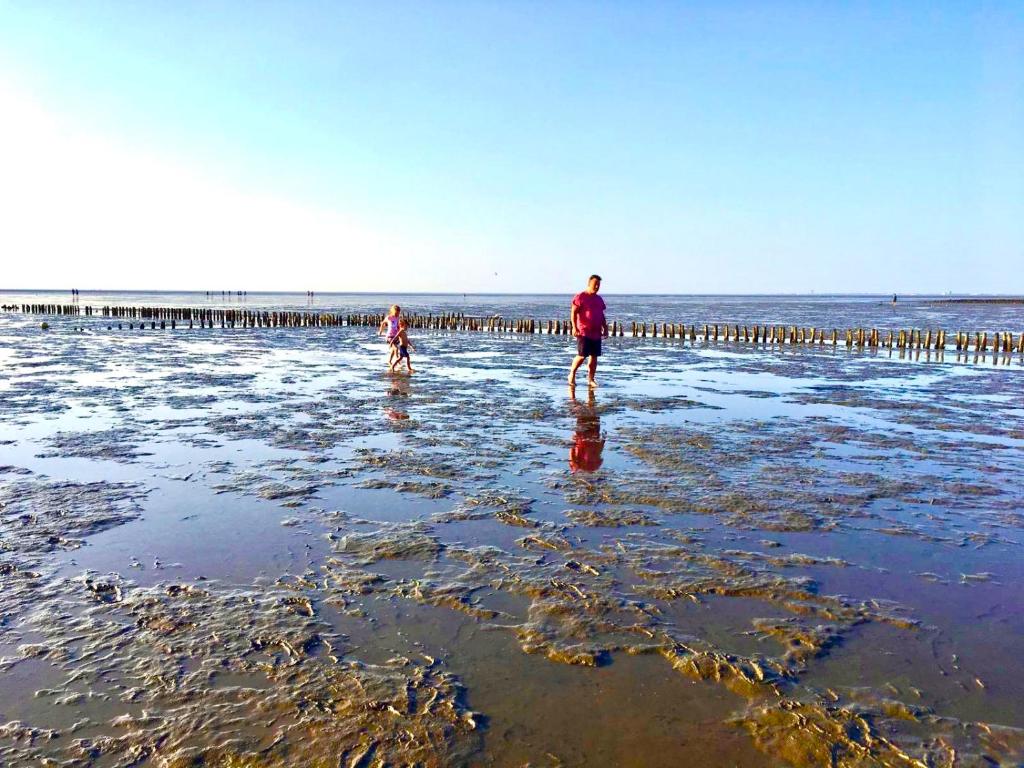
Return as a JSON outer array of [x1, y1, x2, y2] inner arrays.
[[7, 304, 1024, 354]]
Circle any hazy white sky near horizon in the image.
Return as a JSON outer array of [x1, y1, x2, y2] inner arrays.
[[1, 2, 1022, 294]]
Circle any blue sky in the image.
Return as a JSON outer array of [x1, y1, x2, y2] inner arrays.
[[0, 1, 1021, 293]]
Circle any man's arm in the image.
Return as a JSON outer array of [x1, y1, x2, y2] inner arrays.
[[602, 318, 609, 338], [570, 302, 580, 337]]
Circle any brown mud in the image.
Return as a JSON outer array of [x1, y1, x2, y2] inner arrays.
[[1, 311, 1023, 766]]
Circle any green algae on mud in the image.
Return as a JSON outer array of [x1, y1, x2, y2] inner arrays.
[[1, 312, 1023, 765]]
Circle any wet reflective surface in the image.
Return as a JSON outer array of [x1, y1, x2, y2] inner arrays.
[[1, 297, 1023, 766]]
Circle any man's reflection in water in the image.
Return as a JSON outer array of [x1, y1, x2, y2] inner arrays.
[[569, 386, 605, 472]]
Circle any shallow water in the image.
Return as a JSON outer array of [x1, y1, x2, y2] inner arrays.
[[1, 305, 1023, 766]]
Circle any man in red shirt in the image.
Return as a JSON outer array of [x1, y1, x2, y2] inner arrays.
[[568, 274, 608, 388]]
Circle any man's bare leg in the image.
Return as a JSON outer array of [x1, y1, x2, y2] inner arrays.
[[587, 356, 598, 387], [568, 354, 586, 384]]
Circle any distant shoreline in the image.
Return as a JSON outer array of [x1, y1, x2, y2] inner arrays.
[[927, 298, 1024, 305], [2, 289, 1023, 301]]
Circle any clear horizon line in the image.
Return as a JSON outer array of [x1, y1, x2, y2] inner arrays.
[[3, 289, 1022, 299]]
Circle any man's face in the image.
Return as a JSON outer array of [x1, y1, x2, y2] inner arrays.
[[588, 278, 601, 293]]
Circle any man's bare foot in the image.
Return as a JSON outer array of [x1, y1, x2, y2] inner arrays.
[[588, 378, 598, 388], [407, 367, 415, 374]]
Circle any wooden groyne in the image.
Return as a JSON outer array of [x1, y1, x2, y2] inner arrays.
[[6, 304, 1024, 355]]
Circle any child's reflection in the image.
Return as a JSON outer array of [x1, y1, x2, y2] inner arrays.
[[568, 385, 605, 472], [384, 379, 411, 420]]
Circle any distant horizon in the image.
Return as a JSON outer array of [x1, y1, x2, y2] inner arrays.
[[3, 288, 1022, 300]]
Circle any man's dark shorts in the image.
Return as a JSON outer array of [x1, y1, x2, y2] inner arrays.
[[577, 336, 602, 358]]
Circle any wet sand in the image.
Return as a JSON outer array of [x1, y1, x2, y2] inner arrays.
[[1, 308, 1023, 766]]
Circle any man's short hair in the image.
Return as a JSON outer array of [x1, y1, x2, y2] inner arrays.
[[589, 274, 602, 282]]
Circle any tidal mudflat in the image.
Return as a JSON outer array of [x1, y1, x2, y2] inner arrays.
[[1, 310, 1023, 767]]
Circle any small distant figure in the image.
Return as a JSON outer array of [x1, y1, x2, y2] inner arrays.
[[389, 320, 416, 374], [568, 274, 608, 389], [379, 304, 402, 367], [892, 294, 898, 304]]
